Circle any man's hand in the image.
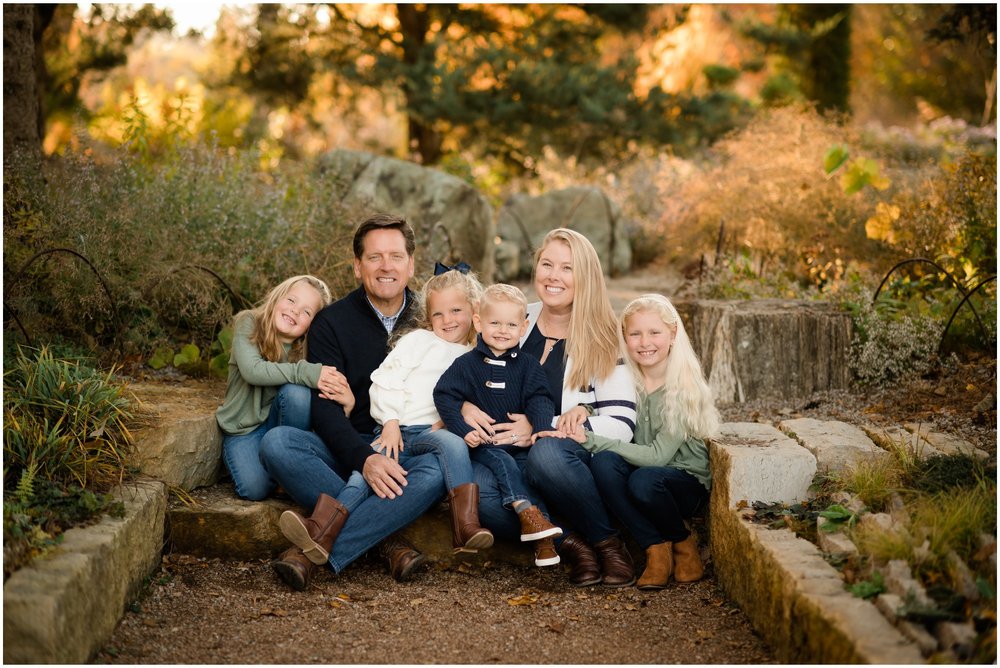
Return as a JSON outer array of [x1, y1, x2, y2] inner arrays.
[[363, 453, 408, 499]]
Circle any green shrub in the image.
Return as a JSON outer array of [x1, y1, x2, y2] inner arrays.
[[3, 346, 141, 490]]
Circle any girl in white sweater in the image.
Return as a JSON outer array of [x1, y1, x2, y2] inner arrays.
[[368, 268, 493, 554]]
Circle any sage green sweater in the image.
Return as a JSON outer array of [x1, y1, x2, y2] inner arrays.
[[215, 313, 323, 435], [582, 385, 712, 491]]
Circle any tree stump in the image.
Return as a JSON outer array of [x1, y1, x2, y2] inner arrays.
[[675, 299, 852, 404]]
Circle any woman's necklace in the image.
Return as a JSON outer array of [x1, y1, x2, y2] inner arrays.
[[543, 335, 562, 354]]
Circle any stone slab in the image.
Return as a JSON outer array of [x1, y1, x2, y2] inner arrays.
[[902, 423, 989, 460], [709, 487, 924, 663], [3, 480, 167, 664], [712, 422, 817, 508], [131, 381, 224, 490], [863, 425, 943, 460], [779, 418, 889, 475]]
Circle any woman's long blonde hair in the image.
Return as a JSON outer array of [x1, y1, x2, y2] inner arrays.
[[394, 269, 483, 347], [620, 294, 719, 440], [241, 274, 332, 363], [534, 228, 619, 390]]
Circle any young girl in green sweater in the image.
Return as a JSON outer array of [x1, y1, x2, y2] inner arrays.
[[539, 293, 719, 589], [216, 274, 345, 501]]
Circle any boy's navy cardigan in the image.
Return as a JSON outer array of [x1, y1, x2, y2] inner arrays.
[[307, 286, 415, 475], [434, 335, 555, 438]]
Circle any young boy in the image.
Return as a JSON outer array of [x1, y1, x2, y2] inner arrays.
[[433, 283, 563, 566]]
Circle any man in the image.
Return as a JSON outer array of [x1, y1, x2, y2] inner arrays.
[[260, 213, 445, 590]]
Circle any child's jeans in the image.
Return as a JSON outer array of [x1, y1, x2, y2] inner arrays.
[[375, 424, 474, 492], [469, 444, 545, 511], [590, 450, 708, 547], [222, 383, 311, 501]]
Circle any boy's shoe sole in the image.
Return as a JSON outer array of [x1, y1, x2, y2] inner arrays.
[[521, 526, 563, 542]]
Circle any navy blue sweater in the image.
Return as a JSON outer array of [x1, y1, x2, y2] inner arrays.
[[307, 286, 415, 474], [434, 336, 555, 438]]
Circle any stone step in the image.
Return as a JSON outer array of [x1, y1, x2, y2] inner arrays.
[[778, 417, 889, 475]]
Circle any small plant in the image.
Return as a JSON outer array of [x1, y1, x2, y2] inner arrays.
[[849, 572, 886, 599], [147, 326, 233, 378], [817, 504, 858, 532], [836, 456, 902, 511]]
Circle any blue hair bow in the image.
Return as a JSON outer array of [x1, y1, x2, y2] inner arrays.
[[434, 261, 472, 275]]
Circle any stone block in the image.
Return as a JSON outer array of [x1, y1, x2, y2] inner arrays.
[[3, 481, 166, 664], [675, 299, 851, 404], [711, 422, 816, 508], [131, 381, 224, 490], [881, 559, 933, 608], [935, 621, 977, 660], [903, 423, 989, 460], [816, 519, 858, 558], [863, 425, 943, 459], [779, 418, 889, 475], [898, 620, 938, 656], [875, 593, 904, 624]]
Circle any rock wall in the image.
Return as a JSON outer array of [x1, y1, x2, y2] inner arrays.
[[676, 299, 852, 404], [318, 149, 496, 280]]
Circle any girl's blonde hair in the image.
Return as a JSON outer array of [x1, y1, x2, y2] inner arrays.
[[401, 269, 483, 346], [620, 294, 719, 441], [242, 275, 332, 363], [533, 228, 619, 390]]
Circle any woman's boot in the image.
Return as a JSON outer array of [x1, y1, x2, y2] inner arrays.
[[636, 542, 673, 590], [279, 493, 349, 565], [673, 533, 704, 583], [448, 483, 494, 553]]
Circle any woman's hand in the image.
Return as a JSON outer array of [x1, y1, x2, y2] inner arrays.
[[490, 412, 532, 447], [461, 401, 495, 442], [535, 428, 587, 445], [373, 420, 404, 461], [556, 405, 589, 437], [318, 366, 355, 416]]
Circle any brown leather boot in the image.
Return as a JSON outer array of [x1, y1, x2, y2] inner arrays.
[[673, 533, 704, 583], [557, 532, 602, 586], [448, 483, 494, 554], [279, 493, 349, 565], [378, 533, 426, 582], [594, 535, 636, 587], [636, 542, 673, 590], [271, 546, 316, 591]]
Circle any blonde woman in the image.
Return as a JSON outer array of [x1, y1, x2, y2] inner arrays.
[[463, 228, 638, 587]]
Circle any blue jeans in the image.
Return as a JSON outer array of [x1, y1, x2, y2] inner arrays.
[[591, 451, 709, 547], [259, 426, 445, 573], [473, 449, 555, 543], [469, 445, 531, 508], [380, 425, 473, 492], [525, 436, 618, 545], [222, 383, 312, 501]]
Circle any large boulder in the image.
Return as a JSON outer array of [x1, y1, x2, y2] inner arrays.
[[676, 299, 852, 404], [318, 149, 496, 280], [495, 186, 631, 279]]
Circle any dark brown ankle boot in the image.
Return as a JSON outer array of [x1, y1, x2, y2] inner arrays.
[[279, 493, 349, 565], [636, 542, 673, 590], [271, 546, 316, 591], [448, 483, 494, 554], [557, 532, 602, 586], [673, 533, 704, 583], [379, 533, 426, 582], [594, 535, 636, 587]]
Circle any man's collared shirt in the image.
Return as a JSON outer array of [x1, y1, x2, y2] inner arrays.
[[366, 292, 407, 333]]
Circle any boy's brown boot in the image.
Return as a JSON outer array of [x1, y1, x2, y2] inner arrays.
[[533, 537, 560, 567], [448, 483, 494, 553], [518, 505, 562, 541], [279, 493, 349, 565], [636, 542, 673, 590], [673, 533, 704, 583]]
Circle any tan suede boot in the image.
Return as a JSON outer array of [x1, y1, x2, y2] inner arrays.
[[448, 483, 494, 553], [636, 542, 673, 590], [673, 533, 704, 583]]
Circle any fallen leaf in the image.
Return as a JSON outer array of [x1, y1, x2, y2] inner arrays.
[[574, 593, 589, 600], [409, 598, 426, 606], [546, 621, 565, 634], [260, 608, 288, 617], [625, 604, 637, 611], [457, 563, 474, 574], [335, 593, 352, 602], [507, 593, 539, 606], [328, 600, 343, 609]]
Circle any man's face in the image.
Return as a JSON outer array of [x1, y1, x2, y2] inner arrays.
[[353, 228, 415, 310]]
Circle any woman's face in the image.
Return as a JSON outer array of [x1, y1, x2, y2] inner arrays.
[[534, 240, 575, 312]]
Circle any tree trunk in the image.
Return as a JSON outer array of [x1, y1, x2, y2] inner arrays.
[[396, 3, 443, 164], [3, 4, 41, 157]]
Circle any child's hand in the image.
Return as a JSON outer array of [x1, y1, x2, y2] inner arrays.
[[429, 420, 445, 431], [319, 366, 355, 416], [535, 428, 587, 445], [374, 420, 404, 461], [464, 430, 482, 448], [556, 405, 589, 437]]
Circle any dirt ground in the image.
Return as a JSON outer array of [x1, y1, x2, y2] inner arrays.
[[96, 295, 995, 665]]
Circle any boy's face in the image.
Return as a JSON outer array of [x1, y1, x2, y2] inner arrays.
[[474, 300, 528, 355]]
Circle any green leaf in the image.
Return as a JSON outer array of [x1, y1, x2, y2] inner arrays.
[[842, 157, 890, 194], [148, 346, 174, 370], [823, 144, 849, 174], [849, 573, 885, 599], [173, 343, 200, 367], [209, 352, 229, 378]]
